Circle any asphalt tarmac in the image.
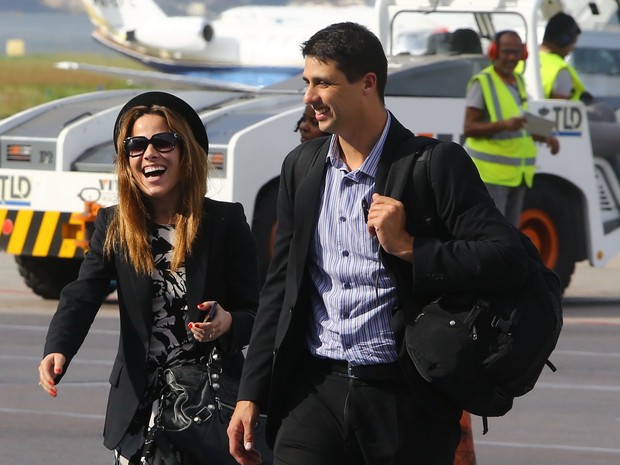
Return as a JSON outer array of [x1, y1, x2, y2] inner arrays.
[[1, 251, 619, 465]]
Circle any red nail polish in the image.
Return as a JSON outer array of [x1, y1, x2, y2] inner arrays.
[[188, 323, 193, 329], [54, 368, 61, 374], [48, 380, 54, 386]]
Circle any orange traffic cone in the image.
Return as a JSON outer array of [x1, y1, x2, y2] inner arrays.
[[454, 411, 477, 465]]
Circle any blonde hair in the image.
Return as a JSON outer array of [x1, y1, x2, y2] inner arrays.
[[104, 105, 209, 275]]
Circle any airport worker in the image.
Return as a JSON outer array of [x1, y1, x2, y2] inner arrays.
[[227, 21, 530, 465], [539, 12, 588, 102], [539, 12, 620, 162], [464, 30, 559, 227], [38, 91, 260, 465]]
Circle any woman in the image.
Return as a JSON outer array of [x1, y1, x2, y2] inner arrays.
[[294, 104, 328, 142], [38, 91, 259, 464]]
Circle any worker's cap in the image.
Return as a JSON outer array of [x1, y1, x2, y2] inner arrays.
[[113, 91, 208, 154]]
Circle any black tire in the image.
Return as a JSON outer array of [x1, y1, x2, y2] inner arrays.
[[520, 179, 582, 291], [15, 255, 83, 300], [251, 178, 279, 286]]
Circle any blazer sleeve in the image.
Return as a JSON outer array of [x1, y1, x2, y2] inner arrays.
[[412, 142, 529, 293], [237, 148, 300, 407], [217, 201, 261, 353], [43, 207, 115, 374]]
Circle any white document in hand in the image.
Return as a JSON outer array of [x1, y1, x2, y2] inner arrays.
[[523, 112, 555, 137]]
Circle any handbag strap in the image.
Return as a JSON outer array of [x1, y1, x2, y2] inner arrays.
[[142, 409, 181, 465]]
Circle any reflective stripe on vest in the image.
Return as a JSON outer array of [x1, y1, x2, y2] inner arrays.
[[465, 66, 537, 187], [466, 148, 537, 166], [540, 51, 586, 100]]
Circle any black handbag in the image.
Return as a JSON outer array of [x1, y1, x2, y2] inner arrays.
[[145, 348, 272, 465]]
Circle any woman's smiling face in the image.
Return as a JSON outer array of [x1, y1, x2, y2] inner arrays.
[[128, 113, 182, 206]]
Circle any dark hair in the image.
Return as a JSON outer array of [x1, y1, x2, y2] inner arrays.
[[493, 29, 521, 45], [301, 22, 387, 103], [543, 12, 581, 48]]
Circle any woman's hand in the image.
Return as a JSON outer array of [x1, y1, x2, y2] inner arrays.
[[188, 301, 233, 342], [38, 353, 66, 397]]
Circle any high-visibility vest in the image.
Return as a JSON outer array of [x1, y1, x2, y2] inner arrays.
[[539, 51, 586, 100], [465, 66, 537, 187]]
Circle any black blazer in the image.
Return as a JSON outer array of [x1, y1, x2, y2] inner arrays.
[[43, 198, 259, 450], [238, 114, 529, 443]]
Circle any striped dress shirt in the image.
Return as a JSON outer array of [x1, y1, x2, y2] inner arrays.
[[307, 112, 399, 366]]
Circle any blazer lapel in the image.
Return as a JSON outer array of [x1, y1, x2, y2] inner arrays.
[[293, 148, 328, 287], [185, 202, 212, 322], [375, 114, 417, 200], [373, 115, 420, 275]]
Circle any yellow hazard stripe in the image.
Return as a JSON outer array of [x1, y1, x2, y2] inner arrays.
[[32, 211, 60, 256], [1, 209, 85, 258], [6, 210, 34, 254]]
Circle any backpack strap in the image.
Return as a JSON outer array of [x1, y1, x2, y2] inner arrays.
[[410, 136, 440, 227], [409, 137, 497, 435]]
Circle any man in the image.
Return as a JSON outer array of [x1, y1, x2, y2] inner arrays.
[[539, 12, 620, 161], [464, 30, 559, 227], [539, 12, 588, 102], [228, 22, 529, 465]]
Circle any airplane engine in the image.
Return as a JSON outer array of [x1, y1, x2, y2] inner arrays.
[[132, 17, 213, 53]]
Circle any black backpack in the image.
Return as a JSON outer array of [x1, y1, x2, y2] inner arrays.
[[404, 138, 563, 432]]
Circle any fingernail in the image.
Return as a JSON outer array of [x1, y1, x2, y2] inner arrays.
[[54, 368, 61, 374], [198, 303, 205, 308], [48, 380, 55, 386], [188, 323, 193, 329], [245, 442, 252, 451], [50, 390, 57, 397]]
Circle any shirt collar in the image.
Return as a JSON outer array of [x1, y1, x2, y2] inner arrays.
[[326, 111, 391, 179]]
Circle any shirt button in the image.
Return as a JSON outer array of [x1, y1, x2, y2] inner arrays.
[[342, 250, 349, 257], [339, 216, 346, 222], [343, 283, 351, 290]]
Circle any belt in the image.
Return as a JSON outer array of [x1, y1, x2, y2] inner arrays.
[[310, 355, 404, 380]]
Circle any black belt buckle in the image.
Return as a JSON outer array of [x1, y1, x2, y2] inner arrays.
[[347, 364, 358, 379]]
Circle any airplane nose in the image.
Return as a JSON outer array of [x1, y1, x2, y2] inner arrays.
[[202, 24, 214, 42]]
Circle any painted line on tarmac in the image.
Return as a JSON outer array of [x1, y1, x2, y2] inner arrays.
[[0, 324, 117, 335], [47, 381, 109, 387], [555, 349, 620, 358], [0, 354, 113, 366], [563, 317, 620, 326], [535, 381, 620, 392], [0, 407, 105, 420], [476, 439, 620, 455], [0, 288, 33, 295]]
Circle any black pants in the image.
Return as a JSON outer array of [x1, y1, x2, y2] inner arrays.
[[273, 356, 461, 465]]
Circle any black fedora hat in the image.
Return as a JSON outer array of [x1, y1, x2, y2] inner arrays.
[[113, 91, 209, 154]]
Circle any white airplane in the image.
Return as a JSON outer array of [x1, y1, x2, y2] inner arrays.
[[80, 0, 376, 87]]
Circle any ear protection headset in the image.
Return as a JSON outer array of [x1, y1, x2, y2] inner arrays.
[[487, 30, 528, 61]]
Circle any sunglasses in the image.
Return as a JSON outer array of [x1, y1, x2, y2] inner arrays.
[[123, 132, 179, 158]]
